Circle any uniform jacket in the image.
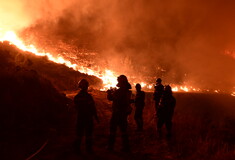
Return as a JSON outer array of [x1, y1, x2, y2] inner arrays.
[[74, 90, 98, 122]]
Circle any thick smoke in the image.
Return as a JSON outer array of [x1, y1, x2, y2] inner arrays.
[[1, 0, 235, 91], [0, 0, 31, 32]]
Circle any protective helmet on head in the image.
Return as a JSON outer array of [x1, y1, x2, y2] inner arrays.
[[117, 75, 128, 83], [116, 75, 131, 89], [78, 79, 89, 90], [135, 83, 141, 90], [164, 85, 172, 94], [156, 78, 162, 83]]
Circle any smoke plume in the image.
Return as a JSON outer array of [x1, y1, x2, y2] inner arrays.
[[1, 0, 235, 91]]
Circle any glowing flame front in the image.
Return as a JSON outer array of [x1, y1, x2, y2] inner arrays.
[[0, 30, 235, 95], [0, 30, 118, 90]]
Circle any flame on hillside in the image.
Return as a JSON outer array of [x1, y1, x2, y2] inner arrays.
[[0, 30, 118, 89], [0, 30, 234, 96]]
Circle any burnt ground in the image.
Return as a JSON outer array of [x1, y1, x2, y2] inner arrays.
[[22, 91, 235, 160]]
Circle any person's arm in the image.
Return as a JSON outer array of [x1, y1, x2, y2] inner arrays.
[[172, 97, 176, 108], [153, 91, 157, 100], [142, 91, 146, 106], [94, 106, 99, 123], [73, 95, 79, 110], [130, 91, 135, 104], [107, 89, 114, 101]]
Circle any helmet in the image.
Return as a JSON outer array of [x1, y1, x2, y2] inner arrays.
[[156, 78, 162, 83], [117, 75, 128, 83], [78, 79, 89, 90], [116, 75, 131, 89], [164, 85, 172, 94], [135, 83, 141, 90]]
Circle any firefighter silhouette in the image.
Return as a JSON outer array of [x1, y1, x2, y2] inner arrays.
[[74, 79, 99, 153], [157, 85, 176, 138], [134, 83, 145, 131], [107, 75, 132, 152], [153, 78, 164, 117]]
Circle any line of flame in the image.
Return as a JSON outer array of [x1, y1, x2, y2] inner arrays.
[[0, 30, 118, 90], [0, 30, 234, 95]]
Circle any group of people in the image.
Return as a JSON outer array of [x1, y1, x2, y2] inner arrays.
[[73, 75, 176, 153]]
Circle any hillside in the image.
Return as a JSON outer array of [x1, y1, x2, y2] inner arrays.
[[1, 41, 235, 160], [0, 41, 102, 91], [0, 41, 101, 159]]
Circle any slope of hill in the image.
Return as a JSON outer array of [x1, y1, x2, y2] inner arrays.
[[0, 41, 102, 159], [1, 41, 234, 160], [0, 41, 102, 91]]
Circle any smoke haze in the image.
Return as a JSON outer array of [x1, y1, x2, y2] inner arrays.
[[1, 0, 235, 91]]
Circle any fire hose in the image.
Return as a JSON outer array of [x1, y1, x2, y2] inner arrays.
[[25, 139, 48, 160]]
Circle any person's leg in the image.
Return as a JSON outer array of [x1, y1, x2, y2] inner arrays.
[[139, 108, 144, 131], [134, 109, 141, 131], [135, 109, 143, 131], [120, 116, 130, 152], [166, 118, 172, 138], [85, 121, 94, 153], [75, 122, 84, 152], [108, 115, 117, 150], [157, 118, 164, 137]]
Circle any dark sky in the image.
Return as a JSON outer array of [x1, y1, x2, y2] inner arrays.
[[2, 0, 235, 91]]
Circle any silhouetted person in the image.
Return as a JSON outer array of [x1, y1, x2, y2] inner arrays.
[[153, 78, 164, 117], [107, 75, 132, 152], [74, 79, 99, 153], [157, 85, 176, 138], [134, 83, 145, 131]]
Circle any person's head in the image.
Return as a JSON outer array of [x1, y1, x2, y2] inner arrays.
[[116, 75, 131, 89], [135, 83, 141, 91], [78, 79, 89, 90], [156, 78, 162, 84], [164, 85, 172, 95]]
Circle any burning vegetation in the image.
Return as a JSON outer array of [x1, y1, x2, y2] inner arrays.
[[0, 1, 235, 159], [0, 41, 102, 90], [0, 1, 234, 94], [0, 31, 234, 95], [0, 40, 103, 130]]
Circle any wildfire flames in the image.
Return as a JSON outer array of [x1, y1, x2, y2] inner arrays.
[[0, 30, 234, 96], [0, 30, 119, 89]]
